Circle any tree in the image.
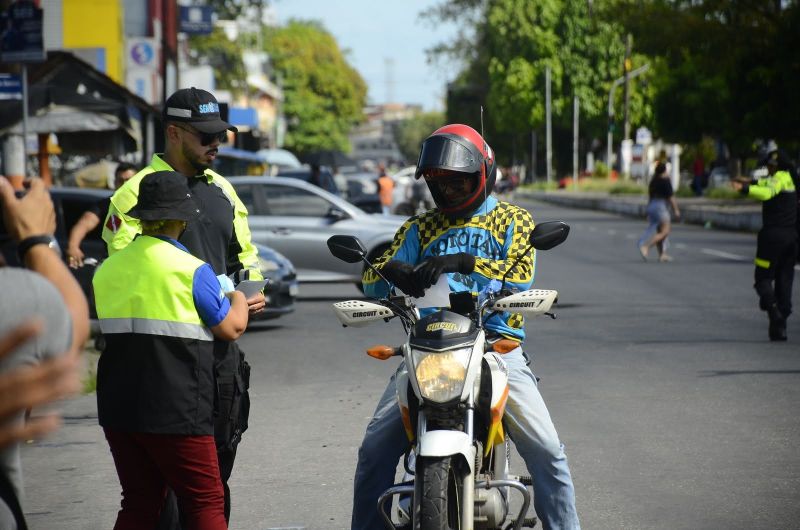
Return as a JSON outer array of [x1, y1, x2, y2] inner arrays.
[[187, 28, 248, 96], [204, 0, 268, 21], [611, 0, 800, 160], [263, 20, 367, 156], [395, 111, 446, 162], [426, 0, 652, 173]]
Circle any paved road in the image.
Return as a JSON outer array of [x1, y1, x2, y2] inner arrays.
[[22, 199, 800, 529]]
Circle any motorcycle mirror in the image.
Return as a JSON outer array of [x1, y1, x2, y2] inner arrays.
[[529, 220, 570, 250], [327, 235, 367, 263], [498, 220, 570, 292]]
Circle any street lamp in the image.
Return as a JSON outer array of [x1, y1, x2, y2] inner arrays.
[[606, 63, 649, 171]]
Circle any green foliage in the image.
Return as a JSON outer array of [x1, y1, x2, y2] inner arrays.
[[611, 0, 800, 156], [264, 21, 367, 157], [608, 182, 646, 195], [395, 111, 446, 162], [680, 136, 717, 170], [428, 0, 653, 172], [205, 0, 267, 21], [522, 180, 560, 191], [706, 187, 745, 200], [592, 161, 610, 179], [187, 28, 248, 96]]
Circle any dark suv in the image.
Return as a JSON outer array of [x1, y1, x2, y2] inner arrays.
[[1, 187, 112, 318]]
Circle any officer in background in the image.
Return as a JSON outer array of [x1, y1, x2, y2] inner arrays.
[[733, 148, 797, 341], [94, 171, 249, 529], [102, 87, 265, 525]]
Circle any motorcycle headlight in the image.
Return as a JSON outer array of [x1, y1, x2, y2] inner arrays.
[[412, 346, 472, 403]]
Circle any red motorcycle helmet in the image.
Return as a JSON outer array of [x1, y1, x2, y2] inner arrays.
[[415, 124, 497, 219]]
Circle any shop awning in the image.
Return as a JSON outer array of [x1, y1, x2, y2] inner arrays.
[[227, 106, 258, 128]]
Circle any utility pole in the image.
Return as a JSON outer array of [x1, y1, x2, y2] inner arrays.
[[607, 63, 649, 172], [573, 95, 579, 191], [530, 130, 537, 182], [545, 66, 552, 184], [622, 33, 632, 142]]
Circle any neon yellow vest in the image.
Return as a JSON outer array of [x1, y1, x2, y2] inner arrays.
[[93, 236, 213, 341], [101, 154, 262, 280]]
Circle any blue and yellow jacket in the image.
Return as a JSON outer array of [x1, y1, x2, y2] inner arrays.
[[363, 196, 536, 342]]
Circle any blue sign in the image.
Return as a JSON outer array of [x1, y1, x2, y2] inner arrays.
[[130, 42, 155, 68], [0, 74, 22, 100], [179, 6, 214, 35], [0, 0, 45, 62]]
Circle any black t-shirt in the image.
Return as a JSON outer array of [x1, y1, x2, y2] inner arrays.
[[179, 176, 236, 276], [90, 197, 112, 222], [649, 176, 673, 200]]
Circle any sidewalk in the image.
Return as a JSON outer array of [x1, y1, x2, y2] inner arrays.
[[516, 190, 762, 232]]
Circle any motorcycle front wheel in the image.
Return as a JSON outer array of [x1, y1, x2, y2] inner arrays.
[[413, 456, 463, 530]]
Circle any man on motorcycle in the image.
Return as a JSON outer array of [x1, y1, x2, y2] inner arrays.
[[353, 124, 580, 529]]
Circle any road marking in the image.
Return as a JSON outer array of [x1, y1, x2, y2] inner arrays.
[[701, 248, 748, 261], [675, 243, 688, 249], [607, 229, 617, 235]]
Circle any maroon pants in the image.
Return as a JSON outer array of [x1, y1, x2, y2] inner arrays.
[[104, 429, 227, 530]]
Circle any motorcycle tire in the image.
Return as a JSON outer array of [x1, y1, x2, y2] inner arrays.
[[413, 456, 462, 530]]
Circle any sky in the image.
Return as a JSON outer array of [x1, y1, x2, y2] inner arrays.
[[270, 0, 458, 111]]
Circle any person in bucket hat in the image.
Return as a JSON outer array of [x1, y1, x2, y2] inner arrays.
[[93, 170, 249, 530], [102, 88, 264, 525]]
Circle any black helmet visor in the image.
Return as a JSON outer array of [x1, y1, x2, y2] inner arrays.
[[415, 134, 482, 179]]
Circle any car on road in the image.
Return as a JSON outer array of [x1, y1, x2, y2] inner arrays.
[[341, 171, 382, 213], [252, 243, 297, 320], [276, 166, 340, 196], [228, 176, 406, 288]]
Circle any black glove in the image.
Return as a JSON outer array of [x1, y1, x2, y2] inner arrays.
[[380, 260, 425, 298], [413, 253, 476, 291]]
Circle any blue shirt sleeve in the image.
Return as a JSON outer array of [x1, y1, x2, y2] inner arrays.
[[193, 263, 231, 328]]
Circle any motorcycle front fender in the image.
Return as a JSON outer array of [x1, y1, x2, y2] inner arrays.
[[417, 430, 474, 474]]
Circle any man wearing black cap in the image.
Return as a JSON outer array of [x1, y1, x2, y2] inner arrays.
[[102, 88, 265, 523], [94, 171, 249, 530], [733, 148, 797, 340]]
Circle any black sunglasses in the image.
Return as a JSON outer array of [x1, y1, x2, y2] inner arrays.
[[172, 123, 227, 146]]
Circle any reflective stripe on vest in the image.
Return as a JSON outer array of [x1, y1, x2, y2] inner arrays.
[[99, 317, 212, 341], [93, 236, 212, 339]]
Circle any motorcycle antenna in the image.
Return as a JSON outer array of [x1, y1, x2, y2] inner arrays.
[[480, 105, 488, 216]]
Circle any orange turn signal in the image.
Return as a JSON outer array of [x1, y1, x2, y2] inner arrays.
[[492, 339, 520, 354], [366, 345, 395, 360]]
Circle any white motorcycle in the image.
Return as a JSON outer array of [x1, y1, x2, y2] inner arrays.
[[327, 220, 569, 530]]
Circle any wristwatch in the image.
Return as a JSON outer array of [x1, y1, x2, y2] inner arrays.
[[16, 235, 61, 263]]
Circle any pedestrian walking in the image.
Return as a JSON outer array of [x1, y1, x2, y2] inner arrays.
[[102, 87, 266, 526], [732, 148, 797, 341], [638, 162, 681, 262], [376, 164, 394, 215], [93, 171, 249, 529]]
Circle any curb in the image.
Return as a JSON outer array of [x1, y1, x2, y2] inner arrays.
[[517, 190, 762, 232]]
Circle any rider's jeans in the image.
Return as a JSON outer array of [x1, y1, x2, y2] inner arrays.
[[351, 347, 581, 530]]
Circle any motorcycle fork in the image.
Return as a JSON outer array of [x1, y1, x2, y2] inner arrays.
[[461, 405, 475, 530]]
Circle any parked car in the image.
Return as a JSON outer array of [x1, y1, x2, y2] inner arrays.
[[341, 171, 382, 213], [390, 165, 433, 216], [228, 176, 405, 288], [0, 186, 296, 321], [252, 243, 298, 321], [276, 166, 340, 196]]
